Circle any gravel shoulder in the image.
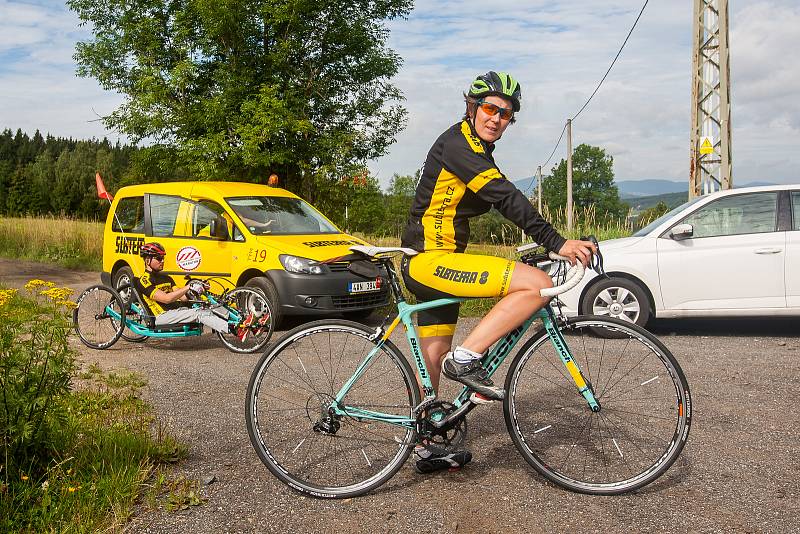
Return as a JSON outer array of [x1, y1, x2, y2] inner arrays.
[[3, 258, 799, 533]]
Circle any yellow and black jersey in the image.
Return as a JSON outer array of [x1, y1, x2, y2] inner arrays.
[[134, 271, 181, 316], [401, 120, 566, 254]]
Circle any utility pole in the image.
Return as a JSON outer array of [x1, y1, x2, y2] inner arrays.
[[536, 165, 543, 213], [566, 119, 573, 231], [690, 0, 732, 198]]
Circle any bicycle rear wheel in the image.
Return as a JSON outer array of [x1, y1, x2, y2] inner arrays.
[[246, 319, 420, 498], [73, 285, 125, 349], [504, 315, 691, 495]]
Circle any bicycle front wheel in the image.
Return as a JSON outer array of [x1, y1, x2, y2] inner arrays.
[[246, 319, 420, 499], [216, 287, 274, 353], [73, 285, 125, 349], [504, 316, 691, 495]]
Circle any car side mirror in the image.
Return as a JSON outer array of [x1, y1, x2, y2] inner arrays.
[[210, 216, 230, 240], [670, 223, 693, 241]]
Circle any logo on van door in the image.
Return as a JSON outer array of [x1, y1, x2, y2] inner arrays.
[[176, 246, 201, 271]]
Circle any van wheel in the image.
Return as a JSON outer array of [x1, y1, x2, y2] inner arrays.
[[245, 277, 282, 329], [112, 266, 134, 292]]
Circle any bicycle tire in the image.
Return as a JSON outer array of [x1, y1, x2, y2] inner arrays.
[[73, 285, 125, 350], [115, 283, 149, 343], [503, 315, 691, 495], [246, 319, 420, 498], [216, 287, 274, 353]]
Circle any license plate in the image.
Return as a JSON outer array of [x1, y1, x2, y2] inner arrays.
[[348, 279, 379, 294]]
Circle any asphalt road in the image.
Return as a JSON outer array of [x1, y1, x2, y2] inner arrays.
[[3, 258, 799, 533]]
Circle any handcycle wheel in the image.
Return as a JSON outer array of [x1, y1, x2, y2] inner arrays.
[[246, 319, 420, 499], [503, 315, 691, 495], [216, 287, 274, 353], [115, 283, 149, 343], [73, 285, 125, 350]]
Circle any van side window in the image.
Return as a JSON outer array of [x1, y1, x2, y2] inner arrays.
[[113, 196, 145, 233], [194, 200, 244, 242], [149, 195, 182, 237], [792, 192, 800, 231]]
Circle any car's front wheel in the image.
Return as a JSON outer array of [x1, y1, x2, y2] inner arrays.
[[581, 277, 651, 328]]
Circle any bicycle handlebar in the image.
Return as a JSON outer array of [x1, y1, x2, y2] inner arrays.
[[516, 235, 603, 298], [540, 252, 585, 298]]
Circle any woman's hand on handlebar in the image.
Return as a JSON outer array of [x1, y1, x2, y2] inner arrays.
[[557, 239, 597, 267]]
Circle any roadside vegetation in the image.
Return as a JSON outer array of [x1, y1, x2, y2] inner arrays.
[[0, 216, 103, 270], [0, 282, 186, 532]]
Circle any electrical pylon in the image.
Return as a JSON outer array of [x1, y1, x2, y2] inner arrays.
[[690, 0, 732, 198]]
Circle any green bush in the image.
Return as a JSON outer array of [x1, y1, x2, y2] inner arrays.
[[0, 282, 76, 481]]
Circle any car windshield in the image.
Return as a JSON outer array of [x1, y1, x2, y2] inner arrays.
[[226, 196, 339, 235], [633, 197, 704, 237]]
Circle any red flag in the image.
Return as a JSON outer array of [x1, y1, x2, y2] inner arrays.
[[96, 172, 113, 201]]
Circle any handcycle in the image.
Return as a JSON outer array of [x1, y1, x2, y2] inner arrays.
[[73, 276, 274, 354], [245, 241, 692, 498]]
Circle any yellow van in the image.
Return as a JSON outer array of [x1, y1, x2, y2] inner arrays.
[[101, 181, 388, 325]]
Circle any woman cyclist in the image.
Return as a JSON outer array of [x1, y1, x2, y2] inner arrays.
[[401, 71, 596, 472]]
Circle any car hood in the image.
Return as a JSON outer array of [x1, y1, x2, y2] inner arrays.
[[599, 236, 646, 251], [254, 234, 370, 262]]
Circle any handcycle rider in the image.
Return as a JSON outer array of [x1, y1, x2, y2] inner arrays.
[[134, 241, 248, 340], [400, 71, 597, 472]]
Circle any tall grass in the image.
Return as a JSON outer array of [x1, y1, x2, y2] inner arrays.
[[0, 216, 104, 270]]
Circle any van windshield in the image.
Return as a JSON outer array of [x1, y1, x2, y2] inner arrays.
[[226, 196, 339, 235]]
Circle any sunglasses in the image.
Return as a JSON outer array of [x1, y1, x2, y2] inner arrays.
[[477, 100, 514, 120], [149, 256, 165, 263]]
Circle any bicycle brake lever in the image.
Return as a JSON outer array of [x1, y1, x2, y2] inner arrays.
[[580, 234, 608, 278]]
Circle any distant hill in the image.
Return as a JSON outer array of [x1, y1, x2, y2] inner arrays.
[[512, 177, 775, 200], [623, 192, 688, 212]]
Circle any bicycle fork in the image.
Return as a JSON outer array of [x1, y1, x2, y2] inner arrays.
[[542, 310, 601, 412]]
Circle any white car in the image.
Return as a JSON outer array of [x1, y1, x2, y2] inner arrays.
[[555, 184, 800, 327]]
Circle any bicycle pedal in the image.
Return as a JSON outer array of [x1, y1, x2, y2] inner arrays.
[[469, 392, 495, 405]]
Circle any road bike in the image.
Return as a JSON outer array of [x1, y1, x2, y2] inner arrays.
[[73, 277, 273, 353], [245, 242, 691, 498]]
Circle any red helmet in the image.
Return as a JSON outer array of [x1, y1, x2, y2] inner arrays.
[[140, 242, 166, 258]]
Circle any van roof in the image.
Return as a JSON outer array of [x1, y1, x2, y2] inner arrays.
[[115, 181, 299, 199]]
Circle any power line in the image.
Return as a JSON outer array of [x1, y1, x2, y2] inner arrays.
[[527, 0, 650, 197], [571, 0, 649, 122]]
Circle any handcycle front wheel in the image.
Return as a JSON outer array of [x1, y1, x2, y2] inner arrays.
[[245, 319, 420, 499], [73, 285, 125, 350], [503, 315, 691, 495], [216, 287, 274, 353]]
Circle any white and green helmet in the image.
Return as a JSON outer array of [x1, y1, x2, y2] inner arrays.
[[468, 71, 522, 112]]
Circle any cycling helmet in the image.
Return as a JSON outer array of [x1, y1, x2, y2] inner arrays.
[[468, 71, 522, 112], [140, 242, 166, 258]]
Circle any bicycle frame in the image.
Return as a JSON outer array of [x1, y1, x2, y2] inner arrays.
[[330, 258, 600, 429]]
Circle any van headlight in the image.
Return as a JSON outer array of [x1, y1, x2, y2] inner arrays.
[[279, 255, 324, 275]]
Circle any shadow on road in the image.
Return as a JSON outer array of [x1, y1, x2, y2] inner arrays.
[[648, 317, 799, 338]]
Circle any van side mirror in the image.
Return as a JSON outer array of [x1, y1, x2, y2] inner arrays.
[[210, 216, 230, 240], [669, 223, 693, 241]]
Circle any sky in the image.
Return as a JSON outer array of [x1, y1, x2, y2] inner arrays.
[[1, 0, 798, 189]]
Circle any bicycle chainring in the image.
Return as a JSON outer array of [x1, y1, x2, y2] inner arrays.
[[415, 400, 467, 453]]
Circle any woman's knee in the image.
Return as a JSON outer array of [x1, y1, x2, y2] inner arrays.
[[508, 262, 553, 293]]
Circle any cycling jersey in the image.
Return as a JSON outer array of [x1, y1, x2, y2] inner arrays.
[[401, 120, 566, 254], [134, 271, 182, 316]]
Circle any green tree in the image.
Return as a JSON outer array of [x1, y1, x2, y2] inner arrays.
[[543, 144, 628, 223], [383, 173, 416, 237], [636, 201, 670, 229], [68, 0, 411, 194]]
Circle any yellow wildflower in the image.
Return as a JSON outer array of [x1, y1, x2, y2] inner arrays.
[[24, 279, 48, 290], [68, 486, 77, 493], [21, 475, 29, 481]]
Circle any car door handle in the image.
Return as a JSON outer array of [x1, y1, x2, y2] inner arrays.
[[754, 248, 782, 254]]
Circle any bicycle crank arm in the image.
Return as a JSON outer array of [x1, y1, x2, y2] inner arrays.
[[429, 400, 476, 430]]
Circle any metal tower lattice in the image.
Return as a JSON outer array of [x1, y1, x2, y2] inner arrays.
[[690, 0, 732, 198]]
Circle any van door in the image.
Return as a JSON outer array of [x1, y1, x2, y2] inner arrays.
[[145, 194, 233, 283]]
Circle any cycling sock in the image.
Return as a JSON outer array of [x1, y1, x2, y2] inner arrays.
[[453, 346, 482, 364]]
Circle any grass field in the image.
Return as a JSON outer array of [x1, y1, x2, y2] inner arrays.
[[0, 216, 104, 270]]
